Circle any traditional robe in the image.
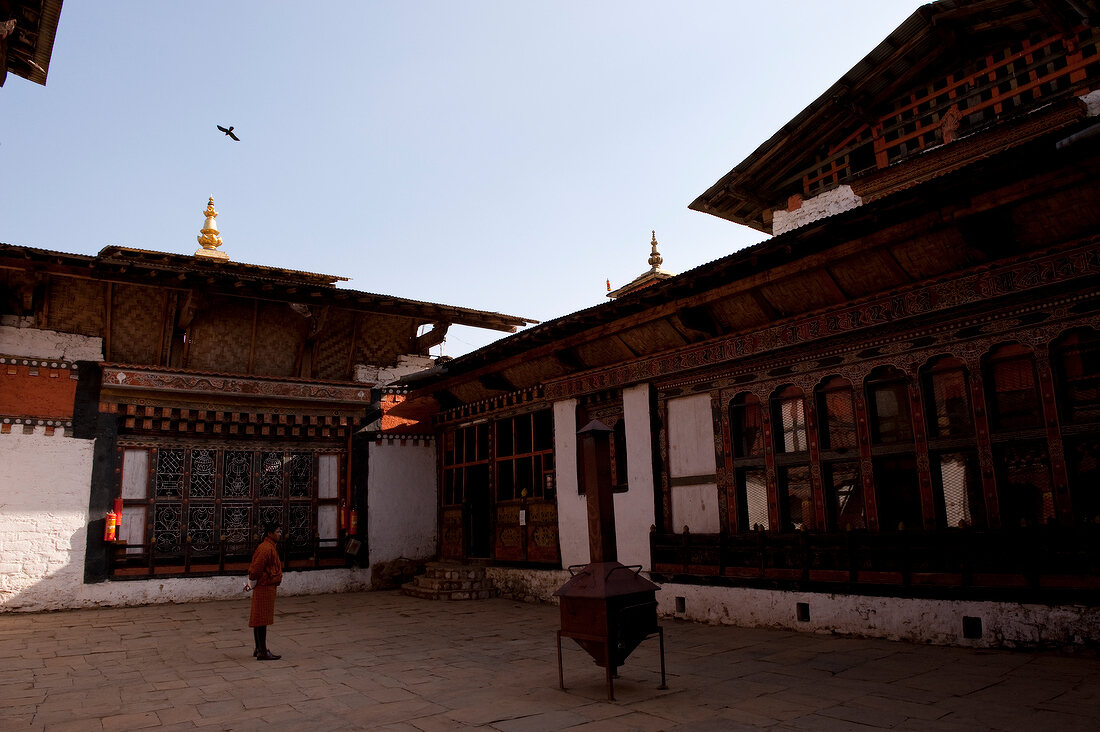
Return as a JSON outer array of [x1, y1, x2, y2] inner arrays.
[[248, 536, 283, 627]]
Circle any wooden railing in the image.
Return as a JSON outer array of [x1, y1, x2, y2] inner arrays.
[[650, 526, 1100, 600], [110, 535, 348, 578]]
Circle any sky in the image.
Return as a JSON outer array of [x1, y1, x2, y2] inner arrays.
[[0, 1, 918, 357]]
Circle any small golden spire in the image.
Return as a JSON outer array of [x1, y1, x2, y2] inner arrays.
[[195, 196, 229, 260], [648, 230, 663, 269]]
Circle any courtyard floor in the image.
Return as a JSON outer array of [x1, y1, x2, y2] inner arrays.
[[2, 590, 1099, 730]]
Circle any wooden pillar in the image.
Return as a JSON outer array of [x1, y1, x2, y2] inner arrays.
[[1035, 354, 1073, 523], [712, 393, 734, 534], [760, 399, 780, 531], [804, 396, 827, 532], [908, 378, 937, 531], [968, 369, 1001, 529], [853, 390, 880, 532]]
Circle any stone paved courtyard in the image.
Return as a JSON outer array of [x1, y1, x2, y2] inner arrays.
[[3, 590, 1100, 730]]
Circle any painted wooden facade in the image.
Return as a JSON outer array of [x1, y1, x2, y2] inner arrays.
[[0, 238, 532, 585]]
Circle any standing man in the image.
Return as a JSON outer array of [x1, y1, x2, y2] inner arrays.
[[245, 521, 283, 660]]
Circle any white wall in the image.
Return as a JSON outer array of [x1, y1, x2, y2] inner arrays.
[[366, 438, 438, 568], [0, 428, 95, 611], [553, 399, 587, 568], [483, 566, 1100, 650], [619, 383, 656, 568], [667, 394, 720, 533], [0, 426, 374, 613], [0, 324, 103, 361]]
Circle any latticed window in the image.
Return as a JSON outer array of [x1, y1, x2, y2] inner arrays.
[[867, 367, 914, 445], [494, 409, 554, 502], [932, 451, 985, 529], [1054, 330, 1100, 425], [771, 386, 812, 533], [823, 461, 864, 531], [729, 393, 768, 531], [116, 445, 343, 577], [995, 443, 1056, 527], [730, 393, 764, 459], [921, 358, 985, 529], [442, 423, 488, 506], [817, 376, 858, 450], [985, 344, 1042, 432], [815, 377, 864, 532], [778, 465, 814, 531], [772, 386, 808, 454], [924, 358, 973, 439]]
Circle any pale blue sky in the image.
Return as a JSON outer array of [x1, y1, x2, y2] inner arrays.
[[1, 1, 917, 356]]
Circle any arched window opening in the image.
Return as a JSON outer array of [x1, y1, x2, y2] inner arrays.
[[815, 376, 864, 530], [1053, 330, 1100, 523], [772, 385, 808, 454], [1054, 330, 1100, 425], [922, 357, 985, 529], [866, 367, 922, 531], [771, 386, 813, 531], [924, 357, 973, 439], [817, 376, 858, 450], [729, 393, 768, 531], [985, 344, 1042, 432], [983, 344, 1054, 527], [867, 366, 913, 445], [996, 444, 1055, 527]]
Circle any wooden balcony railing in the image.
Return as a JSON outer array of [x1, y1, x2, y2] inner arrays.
[[650, 526, 1100, 601]]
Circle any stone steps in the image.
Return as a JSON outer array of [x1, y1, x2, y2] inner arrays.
[[401, 562, 498, 601]]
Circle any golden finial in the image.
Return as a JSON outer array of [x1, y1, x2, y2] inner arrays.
[[195, 196, 229, 260], [648, 230, 663, 269]]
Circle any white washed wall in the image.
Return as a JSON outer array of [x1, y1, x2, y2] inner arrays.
[[0, 324, 103, 361], [619, 383, 656, 568], [484, 566, 1100, 649], [667, 394, 720, 533], [553, 399, 587, 568], [0, 428, 95, 611], [366, 438, 437, 567], [0, 425, 374, 613]]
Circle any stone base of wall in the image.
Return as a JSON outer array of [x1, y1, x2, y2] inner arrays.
[[485, 566, 569, 605], [3, 568, 374, 613], [482, 566, 1100, 650]]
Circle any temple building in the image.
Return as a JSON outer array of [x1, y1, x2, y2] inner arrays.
[[5, 0, 1100, 649], [401, 0, 1100, 646], [0, 197, 535, 610]]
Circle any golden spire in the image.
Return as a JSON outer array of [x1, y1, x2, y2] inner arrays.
[[195, 196, 229, 260], [648, 230, 663, 270]]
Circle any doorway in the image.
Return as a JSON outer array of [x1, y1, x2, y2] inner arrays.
[[466, 464, 492, 558]]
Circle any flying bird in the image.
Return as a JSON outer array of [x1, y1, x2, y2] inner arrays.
[[217, 125, 240, 141]]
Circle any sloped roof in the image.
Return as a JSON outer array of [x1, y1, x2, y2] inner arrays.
[[0, 242, 537, 333], [1, 0, 62, 87], [690, 0, 1100, 232]]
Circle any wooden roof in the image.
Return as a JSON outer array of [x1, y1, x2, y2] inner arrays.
[[689, 0, 1100, 233], [0, 0, 62, 87], [0, 242, 537, 333], [408, 124, 1100, 412]]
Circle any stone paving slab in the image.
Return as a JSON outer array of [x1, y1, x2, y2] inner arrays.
[[2, 590, 1099, 730]]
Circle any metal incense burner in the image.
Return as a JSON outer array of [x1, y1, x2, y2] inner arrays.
[[554, 420, 667, 701]]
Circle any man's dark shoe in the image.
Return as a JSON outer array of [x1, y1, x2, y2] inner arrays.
[[257, 651, 281, 661]]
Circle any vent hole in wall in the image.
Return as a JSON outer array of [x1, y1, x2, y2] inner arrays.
[[796, 602, 810, 622], [962, 616, 983, 639]]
